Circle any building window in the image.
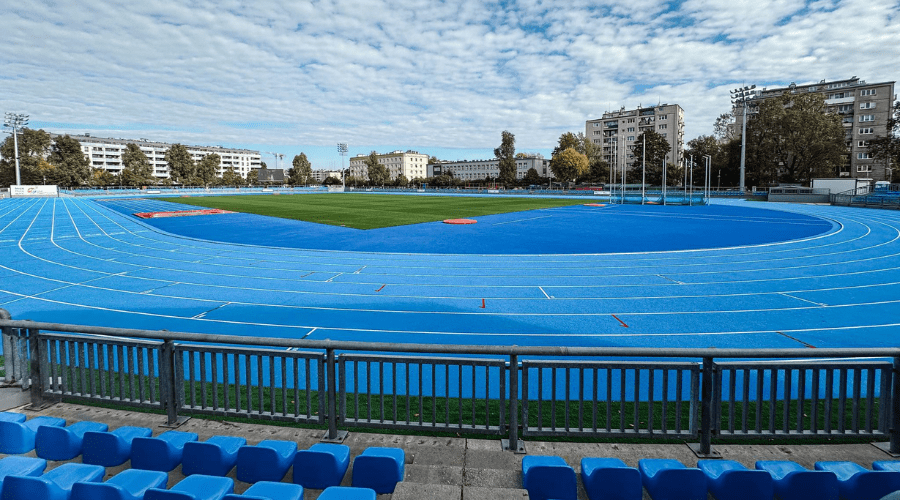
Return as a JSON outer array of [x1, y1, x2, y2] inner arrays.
[[662, 133, 667, 137], [860, 89, 876, 96], [857, 152, 873, 159], [860, 102, 875, 109], [627, 127, 635, 132], [858, 140, 869, 148], [627, 136, 635, 141], [659, 115, 668, 120], [658, 124, 667, 130], [838, 104, 853, 113], [859, 115, 875, 122], [857, 165, 872, 172], [860, 127, 874, 134]]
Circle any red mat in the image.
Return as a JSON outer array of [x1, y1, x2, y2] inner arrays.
[[134, 209, 235, 219], [443, 218, 477, 225]]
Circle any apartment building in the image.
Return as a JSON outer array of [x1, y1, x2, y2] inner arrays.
[[310, 169, 343, 183], [585, 104, 685, 176], [731, 77, 896, 180], [348, 150, 429, 181], [50, 133, 262, 181], [427, 156, 549, 181]]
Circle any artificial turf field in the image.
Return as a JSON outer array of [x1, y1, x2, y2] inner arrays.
[[157, 193, 589, 229]]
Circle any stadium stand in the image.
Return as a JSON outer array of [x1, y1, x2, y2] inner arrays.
[[521, 455, 577, 500], [70, 468, 168, 500], [638, 459, 706, 500], [35, 421, 108, 461], [755, 460, 839, 500], [0, 417, 66, 454], [580, 457, 641, 500], [815, 462, 900, 500], [1, 462, 104, 500], [82, 426, 153, 467], [131, 431, 199, 472]]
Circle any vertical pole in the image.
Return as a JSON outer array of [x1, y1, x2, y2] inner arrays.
[[160, 339, 180, 426], [700, 356, 714, 455], [28, 329, 44, 407], [662, 157, 667, 205], [740, 101, 747, 193], [12, 125, 21, 186], [642, 135, 646, 205], [326, 347, 339, 440], [507, 353, 520, 452], [0, 309, 11, 385], [689, 155, 694, 206], [891, 356, 900, 454]]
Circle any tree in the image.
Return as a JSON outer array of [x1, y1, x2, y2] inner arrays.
[[523, 167, 542, 185], [550, 148, 589, 183], [494, 131, 516, 187], [869, 100, 900, 182], [91, 167, 116, 187], [364, 151, 389, 185], [714, 113, 734, 141], [395, 174, 409, 187], [746, 93, 846, 185], [166, 144, 195, 185], [0, 128, 53, 186], [684, 135, 723, 188], [196, 153, 220, 186], [629, 130, 670, 186], [47, 135, 91, 187], [220, 167, 244, 186], [288, 153, 313, 185], [120, 143, 155, 187], [323, 175, 342, 185]]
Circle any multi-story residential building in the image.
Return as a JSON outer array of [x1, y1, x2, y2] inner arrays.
[[49, 133, 261, 181], [585, 104, 685, 177], [427, 156, 549, 182], [731, 77, 896, 180], [348, 150, 429, 181], [310, 169, 343, 183]]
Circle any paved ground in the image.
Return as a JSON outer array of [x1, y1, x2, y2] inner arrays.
[[3, 401, 897, 500]]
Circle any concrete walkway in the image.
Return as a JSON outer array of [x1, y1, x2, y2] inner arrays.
[[2, 402, 898, 499]]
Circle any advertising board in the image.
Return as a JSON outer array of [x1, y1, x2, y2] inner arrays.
[[10, 185, 59, 197]]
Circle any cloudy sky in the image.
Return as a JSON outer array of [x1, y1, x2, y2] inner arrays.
[[2, 0, 898, 168]]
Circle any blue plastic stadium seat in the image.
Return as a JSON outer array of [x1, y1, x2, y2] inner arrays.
[[698, 459, 773, 500], [131, 430, 199, 472], [317, 486, 377, 500], [521, 455, 577, 500], [292, 443, 350, 489], [755, 460, 838, 500], [221, 481, 303, 500], [182, 436, 247, 477], [815, 461, 900, 500], [580, 457, 641, 500], [1, 462, 104, 500], [351, 447, 406, 495], [638, 458, 706, 500], [70, 468, 169, 500], [0, 416, 67, 454], [235, 439, 297, 483], [36, 421, 109, 461], [0, 456, 47, 498], [82, 425, 152, 466], [144, 475, 234, 500], [874, 461, 900, 472], [0, 412, 26, 423]]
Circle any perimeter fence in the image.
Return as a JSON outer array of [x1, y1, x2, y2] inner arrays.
[[2, 309, 899, 455]]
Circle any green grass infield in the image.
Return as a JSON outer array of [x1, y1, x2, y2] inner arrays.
[[156, 193, 590, 229]]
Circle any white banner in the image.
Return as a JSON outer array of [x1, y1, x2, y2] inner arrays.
[[10, 185, 59, 197]]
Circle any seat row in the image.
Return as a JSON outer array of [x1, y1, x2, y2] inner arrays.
[[0, 457, 379, 500], [522, 455, 900, 500], [0, 412, 404, 494]]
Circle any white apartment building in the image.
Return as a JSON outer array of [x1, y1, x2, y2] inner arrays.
[[585, 104, 685, 176], [50, 133, 262, 181], [310, 169, 343, 183], [427, 156, 549, 181], [348, 150, 429, 181], [731, 77, 896, 180]]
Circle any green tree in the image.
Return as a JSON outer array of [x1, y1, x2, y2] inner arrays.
[[288, 153, 313, 185], [91, 167, 116, 187], [220, 167, 244, 186], [684, 135, 723, 188], [166, 144, 196, 185], [0, 128, 53, 185], [365, 151, 389, 185], [47, 135, 91, 187], [395, 174, 409, 187], [523, 167, 542, 185], [550, 148, 589, 183], [869, 100, 900, 182], [494, 131, 516, 187], [196, 153, 220, 186], [629, 130, 670, 186], [323, 175, 342, 185], [120, 143, 155, 187], [714, 113, 734, 140]]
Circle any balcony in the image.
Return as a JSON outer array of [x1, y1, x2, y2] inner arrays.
[[825, 96, 855, 105]]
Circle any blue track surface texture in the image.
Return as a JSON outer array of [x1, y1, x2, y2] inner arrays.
[[0, 195, 897, 351]]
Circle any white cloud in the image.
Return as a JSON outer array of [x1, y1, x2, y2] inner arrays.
[[0, 0, 897, 167]]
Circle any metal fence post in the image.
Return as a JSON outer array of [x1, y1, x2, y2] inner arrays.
[[891, 356, 900, 454], [322, 347, 348, 443], [27, 329, 45, 408], [503, 353, 525, 453], [0, 309, 11, 385], [160, 340, 188, 427], [689, 356, 719, 457]]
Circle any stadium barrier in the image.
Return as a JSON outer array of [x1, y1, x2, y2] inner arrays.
[[2, 309, 898, 456]]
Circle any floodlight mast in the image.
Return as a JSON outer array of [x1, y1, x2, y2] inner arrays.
[[729, 85, 756, 194], [3, 112, 29, 186], [337, 143, 348, 190]]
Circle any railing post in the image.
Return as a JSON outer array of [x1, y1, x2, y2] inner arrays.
[[160, 340, 188, 428], [503, 353, 525, 453], [891, 356, 900, 454], [0, 309, 11, 385], [27, 329, 45, 408], [322, 347, 348, 443], [689, 356, 719, 457]]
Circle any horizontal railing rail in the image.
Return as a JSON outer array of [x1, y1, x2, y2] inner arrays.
[[3, 312, 900, 455]]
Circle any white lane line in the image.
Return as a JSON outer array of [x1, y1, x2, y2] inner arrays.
[[539, 287, 552, 299], [301, 328, 317, 339], [326, 273, 344, 282], [493, 215, 553, 226], [779, 292, 827, 307], [657, 274, 684, 284], [354, 266, 366, 274]]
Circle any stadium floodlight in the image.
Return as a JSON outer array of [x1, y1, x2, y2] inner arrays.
[[730, 85, 757, 194], [337, 143, 348, 189], [3, 112, 29, 186]]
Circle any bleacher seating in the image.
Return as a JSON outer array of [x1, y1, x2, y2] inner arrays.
[[697, 460, 773, 500], [82, 426, 152, 467], [70, 468, 168, 500], [0, 417, 66, 454], [580, 457, 641, 500], [638, 458, 706, 500], [1, 463, 104, 500], [317, 486, 377, 500], [350, 447, 406, 494], [521, 455, 577, 500], [222, 481, 303, 500], [181, 436, 246, 477], [755, 460, 838, 500], [235, 440, 296, 484], [35, 421, 108, 461], [143, 474, 234, 500], [814, 461, 900, 500], [292, 443, 350, 489], [0, 457, 47, 498], [0, 413, 26, 424], [131, 431, 199, 472]]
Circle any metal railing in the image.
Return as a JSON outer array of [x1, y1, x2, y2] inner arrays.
[[2, 310, 899, 455]]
